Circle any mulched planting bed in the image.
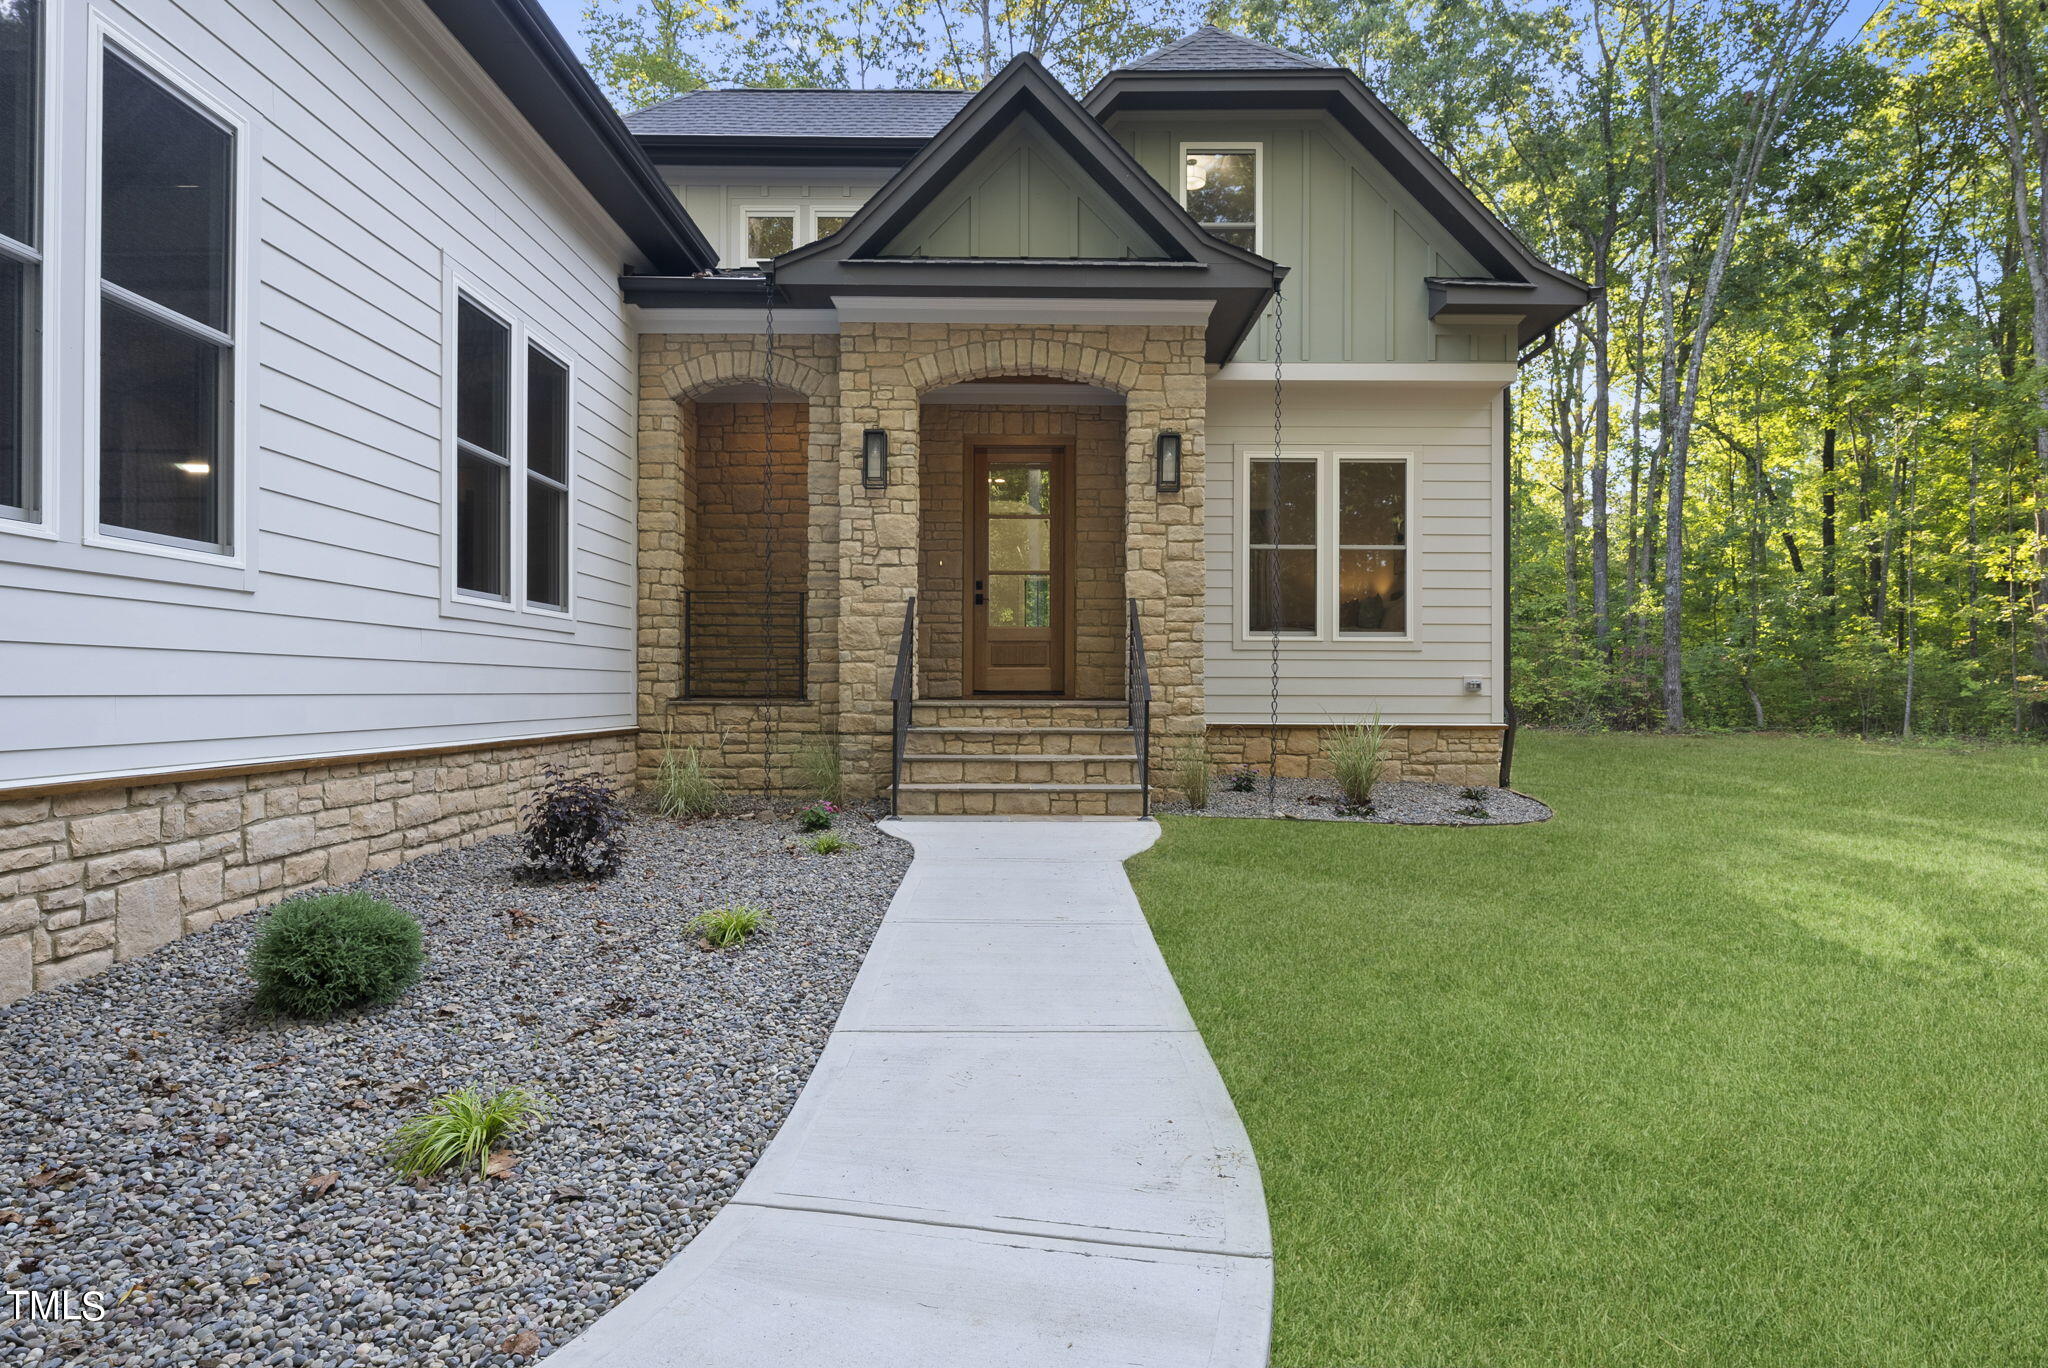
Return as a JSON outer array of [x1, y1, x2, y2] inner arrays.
[[1157, 775, 1552, 825], [0, 810, 908, 1367]]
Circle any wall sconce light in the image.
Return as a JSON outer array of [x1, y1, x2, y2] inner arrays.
[[1155, 432, 1182, 493], [862, 428, 889, 489]]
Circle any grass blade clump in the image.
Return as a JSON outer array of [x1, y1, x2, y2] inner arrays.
[[1328, 714, 1391, 808], [692, 905, 769, 948], [247, 893, 424, 1019], [653, 733, 722, 819], [796, 737, 843, 804], [386, 1086, 547, 1180], [1175, 737, 1215, 809]]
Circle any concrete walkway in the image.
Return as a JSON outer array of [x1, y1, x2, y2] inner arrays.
[[548, 820, 1271, 1368]]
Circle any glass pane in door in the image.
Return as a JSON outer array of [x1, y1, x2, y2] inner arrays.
[[987, 574, 1052, 628]]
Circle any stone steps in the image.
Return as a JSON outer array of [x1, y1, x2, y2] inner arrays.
[[895, 783, 1147, 818], [896, 700, 1147, 818], [901, 754, 1141, 786], [909, 699, 1128, 730], [905, 726, 1136, 757]]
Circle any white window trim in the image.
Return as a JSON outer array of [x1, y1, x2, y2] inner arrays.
[[81, 12, 254, 569], [1236, 448, 1417, 646], [0, 0, 56, 540], [439, 269, 578, 630], [805, 203, 862, 245], [734, 203, 799, 267], [1177, 140, 1264, 256]]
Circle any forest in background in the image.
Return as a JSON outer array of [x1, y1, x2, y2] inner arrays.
[[580, 0, 2048, 738]]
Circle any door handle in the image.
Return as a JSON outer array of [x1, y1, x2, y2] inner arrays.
[[974, 579, 985, 606]]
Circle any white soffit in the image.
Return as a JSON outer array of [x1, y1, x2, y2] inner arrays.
[[831, 296, 1216, 325], [1210, 361, 1518, 384], [630, 307, 841, 335]]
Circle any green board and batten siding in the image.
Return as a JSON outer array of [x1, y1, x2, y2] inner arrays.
[[1110, 113, 1509, 365], [881, 121, 1170, 261]]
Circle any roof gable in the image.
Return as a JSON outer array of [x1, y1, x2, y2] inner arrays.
[[878, 119, 1171, 260], [776, 52, 1270, 271], [1084, 61, 1591, 342]]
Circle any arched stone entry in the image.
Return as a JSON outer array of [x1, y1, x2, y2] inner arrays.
[[637, 335, 839, 792], [915, 386, 1129, 700]]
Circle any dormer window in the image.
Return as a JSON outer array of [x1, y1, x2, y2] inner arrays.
[[1181, 143, 1260, 251]]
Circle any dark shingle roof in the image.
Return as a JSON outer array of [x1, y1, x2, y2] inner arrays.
[[623, 88, 974, 139], [1120, 26, 1333, 73]]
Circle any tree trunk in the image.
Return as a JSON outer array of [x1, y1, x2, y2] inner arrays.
[[1974, 0, 2048, 728]]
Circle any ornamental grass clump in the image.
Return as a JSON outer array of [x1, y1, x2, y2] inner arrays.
[[1174, 739, 1215, 809], [519, 766, 626, 881], [653, 734, 722, 819], [386, 1085, 547, 1180], [1328, 714, 1391, 809], [809, 832, 850, 855], [692, 905, 769, 949], [796, 737, 843, 804], [247, 893, 423, 1019]]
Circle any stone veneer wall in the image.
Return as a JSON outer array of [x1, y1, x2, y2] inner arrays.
[[0, 734, 635, 1006], [637, 336, 842, 793], [688, 401, 809, 589], [838, 323, 1208, 794], [639, 324, 1206, 799], [916, 402, 1125, 699], [1205, 724, 1505, 786]]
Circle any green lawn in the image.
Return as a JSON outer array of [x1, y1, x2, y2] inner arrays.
[[1130, 732, 2048, 1368]]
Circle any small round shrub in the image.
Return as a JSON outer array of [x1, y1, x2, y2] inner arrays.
[[248, 892, 424, 1018]]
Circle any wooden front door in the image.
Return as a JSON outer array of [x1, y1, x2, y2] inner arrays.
[[969, 443, 1070, 694]]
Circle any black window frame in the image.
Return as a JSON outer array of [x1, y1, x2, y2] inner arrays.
[[523, 341, 571, 613], [1, 0, 45, 525], [94, 41, 238, 557], [448, 287, 575, 617]]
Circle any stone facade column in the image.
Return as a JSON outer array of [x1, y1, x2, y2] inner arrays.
[[1118, 325, 1210, 771], [835, 322, 923, 797]]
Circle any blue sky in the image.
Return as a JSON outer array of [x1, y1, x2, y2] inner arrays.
[[536, 0, 597, 66]]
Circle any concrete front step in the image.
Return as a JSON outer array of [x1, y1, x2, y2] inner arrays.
[[906, 726, 1137, 757], [910, 700, 1130, 730], [896, 783, 1147, 817], [903, 754, 1141, 787]]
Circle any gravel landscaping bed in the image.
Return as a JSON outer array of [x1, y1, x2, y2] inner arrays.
[[0, 809, 908, 1367], [1157, 775, 1552, 825]]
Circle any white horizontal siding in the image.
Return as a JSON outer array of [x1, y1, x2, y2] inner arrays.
[[0, 0, 645, 787], [1204, 381, 1506, 728]]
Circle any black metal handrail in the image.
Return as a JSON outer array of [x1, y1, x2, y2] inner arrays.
[[889, 596, 917, 815], [681, 589, 806, 700], [1126, 598, 1152, 818]]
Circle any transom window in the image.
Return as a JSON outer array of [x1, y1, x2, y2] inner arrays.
[[97, 43, 237, 554], [1181, 143, 1260, 251], [735, 204, 865, 264], [451, 288, 574, 615], [1245, 453, 1411, 639], [742, 209, 794, 262], [0, 0, 41, 524]]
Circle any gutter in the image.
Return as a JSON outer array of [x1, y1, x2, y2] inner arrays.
[[421, 0, 718, 273]]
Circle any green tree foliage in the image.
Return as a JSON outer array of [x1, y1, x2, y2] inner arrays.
[[581, 0, 2048, 737]]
